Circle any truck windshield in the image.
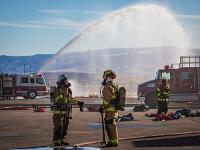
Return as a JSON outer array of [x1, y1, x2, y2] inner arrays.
[[155, 70, 171, 80], [36, 78, 44, 85], [161, 72, 171, 80], [155, 70, 161, 79]]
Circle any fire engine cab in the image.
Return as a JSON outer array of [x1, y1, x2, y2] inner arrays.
[[0, 72, 48, 99], [137, 56, 200, 108]]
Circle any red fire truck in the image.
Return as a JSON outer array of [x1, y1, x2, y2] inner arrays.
[[137, 56, 200, 108], [0, 72, 48, 100]]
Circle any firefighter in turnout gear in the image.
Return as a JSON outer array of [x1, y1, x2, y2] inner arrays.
[[100, 69, 119, 147], [50, 74, 84, 146], [156, 79, 170, 117]]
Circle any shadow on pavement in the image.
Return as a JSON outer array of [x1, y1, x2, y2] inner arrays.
[[133, 135, 200, 147], [11, 147, 100, 150]]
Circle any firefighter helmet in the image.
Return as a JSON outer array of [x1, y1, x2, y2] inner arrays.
[[58, 74, 68, 82], [103, 69, 116, 79]]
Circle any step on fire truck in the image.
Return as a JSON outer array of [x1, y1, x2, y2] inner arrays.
[[0, 72, 48, 100], [137, 56, 200, 108]]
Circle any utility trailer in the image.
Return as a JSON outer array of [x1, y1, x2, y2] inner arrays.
[[137, 56, 200, 108]]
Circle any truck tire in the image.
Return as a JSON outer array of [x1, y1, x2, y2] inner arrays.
[[145, 92, 158, 108], [28, 90, 37, 99]]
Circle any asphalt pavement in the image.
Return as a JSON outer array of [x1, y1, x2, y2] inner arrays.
[[1, 98, 200, 150]]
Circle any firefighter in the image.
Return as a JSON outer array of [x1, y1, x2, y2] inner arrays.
[[100, 69, 119, 147], [32, 104, 39, 112], [51, 74, 84, 146], [156, 79, 170, 117]]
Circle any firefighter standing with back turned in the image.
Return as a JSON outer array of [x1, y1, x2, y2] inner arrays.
[[156, 79, 170, 118], [100, 70, 119, 147], [50, 74, 84, 146]]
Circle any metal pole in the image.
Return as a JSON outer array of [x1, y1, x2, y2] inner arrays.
[[153, 66, 155, 77], [30, 64, 32, 73], [24, 64, 25, 74]]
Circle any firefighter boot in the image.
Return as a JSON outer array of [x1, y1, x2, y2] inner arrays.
[[53, 140, 61, 146], [105, 142, 118, 147], [60, 139, 69, 146]]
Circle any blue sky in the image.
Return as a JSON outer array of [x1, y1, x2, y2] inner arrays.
[[0, 0, 200, 56]]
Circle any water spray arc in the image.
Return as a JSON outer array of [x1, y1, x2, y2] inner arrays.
[[40, 4, 191, 97]]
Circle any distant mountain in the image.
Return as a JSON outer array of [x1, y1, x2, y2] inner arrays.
[[0, 47, 199, 74], [42, 47, 200, 76], [0, 54, 54, 74]]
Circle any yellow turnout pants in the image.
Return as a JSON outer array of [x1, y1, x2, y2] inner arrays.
[[105, 111, 118, 144]]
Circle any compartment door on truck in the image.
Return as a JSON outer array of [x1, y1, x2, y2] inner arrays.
[[180, 69, 197, 93], [2, 76, 14, 96]]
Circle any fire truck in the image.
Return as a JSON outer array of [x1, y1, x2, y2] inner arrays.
[[137, 56, 200, 108], [0, 72, 48, 100]]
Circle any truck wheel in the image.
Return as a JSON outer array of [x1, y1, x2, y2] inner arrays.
[[28, 90, 37, 99], [145, 92, 158, 108]]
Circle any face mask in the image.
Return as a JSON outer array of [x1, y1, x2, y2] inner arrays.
[[64, 79, 69, 85], [101, 76, 113, 86], [106, 77, 113, 83], [64, 80, 71, 87]]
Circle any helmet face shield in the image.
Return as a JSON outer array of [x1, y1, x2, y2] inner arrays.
[[108, 74, 116, 79]]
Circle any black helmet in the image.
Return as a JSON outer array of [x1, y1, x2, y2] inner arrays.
[[58, 74, 68, 82], [57, 74, 71, 87]]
